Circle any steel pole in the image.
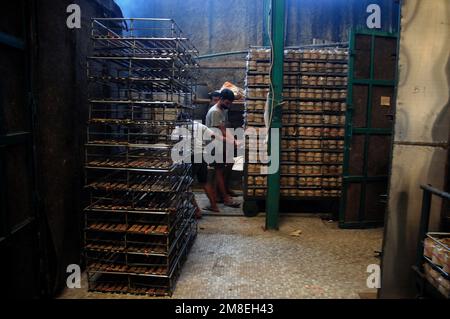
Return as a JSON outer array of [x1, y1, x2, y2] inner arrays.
[[266, 0, 285, 230]]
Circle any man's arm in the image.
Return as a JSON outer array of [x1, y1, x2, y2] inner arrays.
[[202, 124, 235, 146]]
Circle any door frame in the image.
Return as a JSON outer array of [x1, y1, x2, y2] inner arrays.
[[339, 29, 398, 229]]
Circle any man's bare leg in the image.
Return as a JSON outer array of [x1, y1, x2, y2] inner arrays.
[[202, 182, 219, 212], [224, 164, 238, 197], [215, 167, 239, 207]]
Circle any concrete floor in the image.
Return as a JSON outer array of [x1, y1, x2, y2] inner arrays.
[[196, 193, 244, 216], [59, 214, 382, 299]]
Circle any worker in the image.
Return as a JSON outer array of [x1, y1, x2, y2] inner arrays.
[[207, 89, 239, 201], [209, 90, 221, 107], [172, 112, 236, 217], [205, 89, 240, 209]]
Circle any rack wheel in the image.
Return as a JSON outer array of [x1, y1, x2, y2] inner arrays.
[[243, 200, 259, 217]]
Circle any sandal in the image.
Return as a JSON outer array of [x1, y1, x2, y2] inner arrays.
[[227, 190, 240, 198], [224, 201, 241, 208], [203, 206, 220, 213]]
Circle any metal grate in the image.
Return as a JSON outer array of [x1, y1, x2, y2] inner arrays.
[[84, 18, 199, 296]]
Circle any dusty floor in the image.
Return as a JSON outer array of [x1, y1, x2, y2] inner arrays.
[[59, 214, 382, 299]]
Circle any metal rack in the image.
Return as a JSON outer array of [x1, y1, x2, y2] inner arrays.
[[84, 18, 199, 296], [244, 47, 348, 202], [413, 185, 450, 299]]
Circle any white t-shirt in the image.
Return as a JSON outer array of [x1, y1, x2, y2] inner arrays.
[[205, 104, 229, 128], [171, 121, 216, 155]]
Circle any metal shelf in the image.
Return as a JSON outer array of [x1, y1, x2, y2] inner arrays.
[[280, 161, 343, 165], [424, 256, 450, 280], [85, 143, 173, 150], [281, 148, 344, 153], [282, 123, 345, 128], [244, 48, 348, 204], [86, 225, 194, 279], [84, 18, 197, 296], [280, 173, 342, 177], [298, 72, 348, 77], [244, 122, 266, 127], [296, 58, 348, 64], [280, 186, 342, 190], [280, 196, 341, 200], [283, 97, 347, 102], [88, 76, 191, 92], [246, 84, 270, 88], [246, 97, 270, 101], [282, 136, 345, 140], [89, 99, 191, 107], [245, 195, 340, 200], [85, 175, 192, 194], [244, 109, 266, 114], [85, 215, 194, 259], [282, 110, 346, 115], [284, 85, 347, 90]]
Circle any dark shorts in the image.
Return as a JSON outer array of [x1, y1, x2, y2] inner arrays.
[[210, 142, 235, 168], [192, 160, 208, 184]]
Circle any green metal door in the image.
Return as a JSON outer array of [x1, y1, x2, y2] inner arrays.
[[339, 30, 398, 229]]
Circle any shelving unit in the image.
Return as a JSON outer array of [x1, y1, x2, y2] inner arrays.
[[244, 47, 348, 203], [84, 18, 199, 296], [413, 185, 450, 299]]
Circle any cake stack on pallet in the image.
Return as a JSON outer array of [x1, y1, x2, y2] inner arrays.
[[84, 18, 199, 296], [244, 47, 348, 201], [244, 48, 271, 199]]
